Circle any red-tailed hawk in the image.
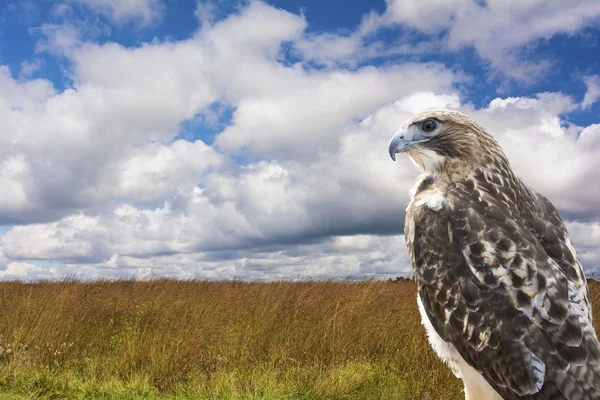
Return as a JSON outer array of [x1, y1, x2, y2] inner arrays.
[[388, 109, 600, 399]]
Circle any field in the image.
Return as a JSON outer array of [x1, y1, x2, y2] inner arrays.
[[1, 279, 599, 400]]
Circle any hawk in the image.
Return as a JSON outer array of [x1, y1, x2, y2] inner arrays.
[[388, 109, 600, 399]]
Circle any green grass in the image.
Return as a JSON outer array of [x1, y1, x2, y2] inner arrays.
[[0, 278, 523, 399], [0, 394, 32, 400], [0, 360, 456, 399]]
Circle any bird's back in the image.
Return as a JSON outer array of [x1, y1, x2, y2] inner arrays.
[[516, 181, 600, 399]]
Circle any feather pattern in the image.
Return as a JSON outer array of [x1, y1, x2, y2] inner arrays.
[[397, 109, 600, 399]]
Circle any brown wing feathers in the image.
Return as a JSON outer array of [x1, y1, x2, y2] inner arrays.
[[408, 166, 600, 399]]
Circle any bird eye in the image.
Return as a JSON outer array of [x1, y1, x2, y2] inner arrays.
[[421, 119, 438, 133]]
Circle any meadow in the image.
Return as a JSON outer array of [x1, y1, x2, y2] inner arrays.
[[2, 279, 599, 399]]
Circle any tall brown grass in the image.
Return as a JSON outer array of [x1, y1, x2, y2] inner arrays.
[[2, 279, 598, 399]]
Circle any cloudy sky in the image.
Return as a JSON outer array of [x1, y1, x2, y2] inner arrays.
[[0, 0, 599, 281]]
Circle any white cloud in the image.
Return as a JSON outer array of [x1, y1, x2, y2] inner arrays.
[[291, 11, 439, 68], [0, 236, 60, 281], [582, 75, 600, 109], [214, 63, 454, 159], [71, 0, 164, 26], [0, 63, 222, 222], [565, 221, 600, 273], [293, 33, 365, 67], [18, 234, 413, 281], [119, 140, 222, 204], [0, 1, 456, 225], [392, 92, 461, 115], [384, 0, 466, 33], [33, 17, 111, 56], [3, 87, 600, 279], [19, 59, 43, 78], [383, 0, 600, 81], [1, 1, 599, 281], [194, 2, 216, 25], [1, 88, 450, 268], [0, 262, 60, 281], [32, 0, 162, 55], [567, 221, 600, 249]]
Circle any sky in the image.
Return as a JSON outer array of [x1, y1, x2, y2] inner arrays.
[[0, 0, 599, 281]]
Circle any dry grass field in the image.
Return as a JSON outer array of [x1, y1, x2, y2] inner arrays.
[[1, 279, 600, 399]]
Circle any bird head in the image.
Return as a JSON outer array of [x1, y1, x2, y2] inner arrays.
[[388, 108, 507, 176]]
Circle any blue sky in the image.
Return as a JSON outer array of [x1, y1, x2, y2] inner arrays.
[[0, 0, 599, 280]]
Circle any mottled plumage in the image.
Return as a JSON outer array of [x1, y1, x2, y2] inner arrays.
[[389, 109, 600, 399]]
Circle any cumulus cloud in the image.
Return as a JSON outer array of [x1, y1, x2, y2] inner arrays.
[[214, 63, 454, 159], [286, 0, 600, 82], [0, 1, 456, 225], [0, 0, 598, 281], [0, 240, 59, 281], [582, 75, 600, 109], [384, 0, 465, 33], [383, 0, 600, 81], [19, 59, 44, 78], [565, 221, 600, 273], [3, 85, 600, 279], [47, 234, 412, 281], [70, 0, 163, 26], [119, 140, 223, 204], [0, 262, 60, 281], [0, 63, 221, 223]]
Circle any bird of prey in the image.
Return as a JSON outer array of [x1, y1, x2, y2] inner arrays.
[[388, 109, 600, 399]]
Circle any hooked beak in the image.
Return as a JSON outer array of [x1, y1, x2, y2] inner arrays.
[[388, 128, 430, 161]]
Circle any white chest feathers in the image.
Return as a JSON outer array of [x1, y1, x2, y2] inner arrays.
[[417, 295, 502, 400], [409, 174, 446, 211]]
